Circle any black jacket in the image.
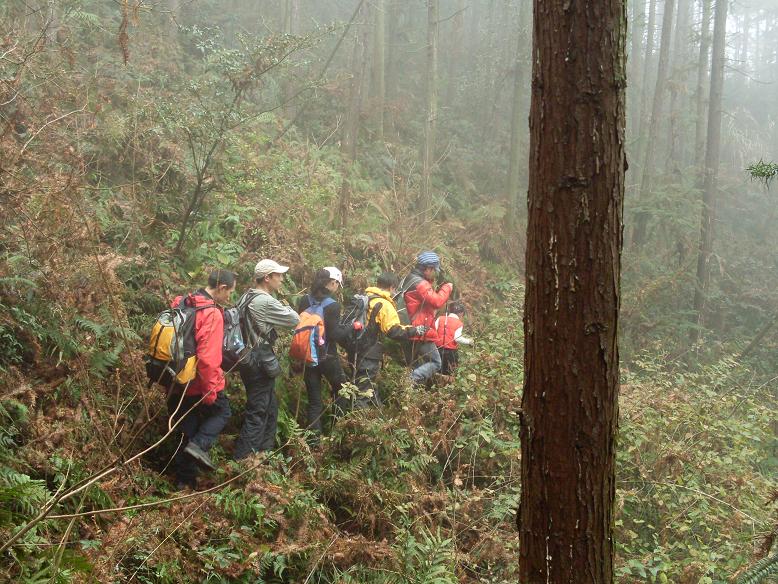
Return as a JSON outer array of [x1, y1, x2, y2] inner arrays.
[[297, 292, 349, 360]]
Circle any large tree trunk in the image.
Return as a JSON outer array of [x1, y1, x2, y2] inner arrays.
[[421, 0, 439, 218], [633, 0, 676, 247], [691, 0, 728, 342], [694, 0, 712, 169], [518, 0, 625, 581]]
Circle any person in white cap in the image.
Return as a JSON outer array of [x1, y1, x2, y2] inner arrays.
[[294, 267, 350, 445], [233, 259, 300, 460]]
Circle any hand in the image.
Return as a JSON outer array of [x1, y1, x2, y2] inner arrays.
[[352, 321, 364, 331], [440, 282, 453, 292], [202, 390, 217, 406], [413, 325, 430, 336]]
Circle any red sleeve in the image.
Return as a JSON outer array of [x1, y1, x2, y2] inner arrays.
[[195, 307, 225, 395], [416, 280, 452, 309]]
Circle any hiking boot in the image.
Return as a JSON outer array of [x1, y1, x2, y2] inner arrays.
[[175, 478, 197, 491], [184, 442, 215, 470], [435, 373, 455, 385]]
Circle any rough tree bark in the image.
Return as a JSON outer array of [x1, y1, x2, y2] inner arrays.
[[691, 0, 728, 342], [518, 0, 626, 581]]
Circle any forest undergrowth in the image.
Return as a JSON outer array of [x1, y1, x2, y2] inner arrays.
[[0, 131, 775, 583], [1, 7, 776, 579]]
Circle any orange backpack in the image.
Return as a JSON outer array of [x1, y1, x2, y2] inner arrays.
[[289, 296, 335, 366]]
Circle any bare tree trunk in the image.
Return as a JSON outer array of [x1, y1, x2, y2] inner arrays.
[[339, 7, 368, 228], [371, 0, 386, 142], [507, 0, 531, 225], [630, 0, 646, 138], [694, 0, 712, 169], [691, 0, 728, 342], [341, 17, 367, 163], [446, 0, 466, 104], [667, 0, 690, 172], [421, 0, 439, 218], [636, 0, 657, 169], [518, 0, 625, 580], [633, 0, 676, 247]]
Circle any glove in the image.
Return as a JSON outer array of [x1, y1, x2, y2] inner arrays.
[[413, 325, 430, 336], [202, 390, 218, 406]]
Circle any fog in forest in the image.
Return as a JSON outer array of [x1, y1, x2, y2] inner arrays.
[[1, 1, 777, 582]]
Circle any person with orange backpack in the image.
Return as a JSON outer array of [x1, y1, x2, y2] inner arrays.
[[163, 269, 236, 489], [291, 267, 349, 444]]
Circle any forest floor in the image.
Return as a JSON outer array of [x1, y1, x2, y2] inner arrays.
[[0, 126, 775, 583]]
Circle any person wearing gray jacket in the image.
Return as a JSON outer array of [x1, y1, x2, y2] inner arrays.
[[234, 259, 300, 460]]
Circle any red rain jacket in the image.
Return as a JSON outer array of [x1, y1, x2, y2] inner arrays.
[[403, 273, 452, 343], [171, 290, 225, 398], [434, 313, 464, 350]]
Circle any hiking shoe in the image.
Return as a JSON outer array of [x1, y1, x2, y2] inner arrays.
[[175, 479, 197, 491], [184, 442, 215, 470]]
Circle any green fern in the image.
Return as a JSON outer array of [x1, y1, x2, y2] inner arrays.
[[737, 553, 778, 584], [0, 468, 49, 526]]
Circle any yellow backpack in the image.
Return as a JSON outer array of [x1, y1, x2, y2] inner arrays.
[[144, 298, 206, 389]]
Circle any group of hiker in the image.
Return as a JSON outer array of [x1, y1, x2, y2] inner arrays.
[[147, 251, 471, 489]]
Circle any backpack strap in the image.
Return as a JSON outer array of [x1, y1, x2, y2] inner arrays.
[[237, 291, 270, 346]]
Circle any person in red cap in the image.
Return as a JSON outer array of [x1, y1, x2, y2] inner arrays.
[[167, 269, 236, 489]]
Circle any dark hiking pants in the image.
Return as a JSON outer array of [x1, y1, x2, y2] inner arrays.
[[234, 364, 278, 459], [304, 356, 347, 438], [439, 347, 459, 375], [167, 391, 231, 486], [339, 357, 382, 413]]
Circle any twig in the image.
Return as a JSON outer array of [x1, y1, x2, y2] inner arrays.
[[653, 481, 761, 525], [44, 438, 293, 521], [303, 535, 339, 584], [21, 104, 88, 153], [128, 499, 207, 582]]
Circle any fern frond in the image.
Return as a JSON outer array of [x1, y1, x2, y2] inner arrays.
[[737, 553, 778, 584]]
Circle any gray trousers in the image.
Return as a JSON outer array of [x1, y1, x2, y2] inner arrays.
[[406, 341, 442, 383]]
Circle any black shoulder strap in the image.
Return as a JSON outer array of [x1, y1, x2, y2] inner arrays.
[[238, 290, 268, 344]]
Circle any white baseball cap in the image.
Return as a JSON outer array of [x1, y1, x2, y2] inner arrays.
[[323, 266, 343, 286], [254, 259, 290, 278]]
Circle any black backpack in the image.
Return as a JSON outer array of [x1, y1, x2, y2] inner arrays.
[[338, 294, 381, 354]]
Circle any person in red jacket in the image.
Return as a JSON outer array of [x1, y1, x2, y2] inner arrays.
[[401, 251, 453, 384], [434, 300, 473, 376], [167, 269, 235, 489]]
